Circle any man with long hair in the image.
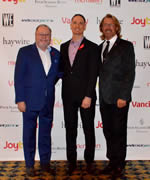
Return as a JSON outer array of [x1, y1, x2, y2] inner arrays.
[[98, 14, 135, 177]]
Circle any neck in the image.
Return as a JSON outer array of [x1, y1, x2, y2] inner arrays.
[[72, 35, 83, 42]]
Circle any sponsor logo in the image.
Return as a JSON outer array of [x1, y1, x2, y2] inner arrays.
[[3, 141, 23, 151], [110, 0, 121, 7], [131, 17, 150, 27], [147, 82, 150, 87], [128, 119, 150, 133], [96, 17, 123, 25], [3, 37, 30, 47], [35, 0, 67, 8], [132, 101, 150, 108], [0, 124, 19, 128], [144, 36, 150, 49], [8, 61, 16, 66], [51, 37, 62, 46], [8, 80, 14, 87], [127, 144, 150, 147], [2, 13, 14, 27], [21, 18, 54, 23], [128, 0, 150, 2], [74, 0, 102, 4], [62, 17, 88, 24], [136, 59, 150, 69], [2, 0, 26, 5], [77, 144, 101, 149], [0, 105, 19, 112]]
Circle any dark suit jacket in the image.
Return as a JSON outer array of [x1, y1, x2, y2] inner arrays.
[[99, 37, 135, 104], [60, 38, 99, 102], [14, 43, 62, 111]]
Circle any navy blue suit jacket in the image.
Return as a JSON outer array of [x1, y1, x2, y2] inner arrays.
[[14, 43, 62, 111]]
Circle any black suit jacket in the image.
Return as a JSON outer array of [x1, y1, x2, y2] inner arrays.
[[60, 38, 99, 102], [98, 37, 135, 104]]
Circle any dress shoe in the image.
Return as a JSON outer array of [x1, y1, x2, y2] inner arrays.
[[40, 164, 50, 172], [67, 163, 76, 176], [86, 163, 94, 174], [112, 167, 125, 177], [101, 163, 114, 174], [26, 167, 35, 177]]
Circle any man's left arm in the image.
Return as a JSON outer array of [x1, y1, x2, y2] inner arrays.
[[81, 44, 99, 109], [118, 42, 135, 108]]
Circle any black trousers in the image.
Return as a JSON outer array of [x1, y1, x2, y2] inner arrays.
[[100, 101, 129, 168], [63, 98, 96, 164]]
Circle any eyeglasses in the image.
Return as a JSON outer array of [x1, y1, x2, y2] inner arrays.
[[37, 33, 50, 37], [103, 23, 115, 27]]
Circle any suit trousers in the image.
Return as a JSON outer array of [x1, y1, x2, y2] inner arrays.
[[63, 98, 96, 164], [100, 101, 129, 168], [22, 102, 53, 168]]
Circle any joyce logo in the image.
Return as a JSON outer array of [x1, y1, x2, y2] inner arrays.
[[144, 36, 150, 49], [2, 13, 14, 27], [2, 0, 26, 5], [3, 141, 23, 151], [132, 101, 150, 108], [110, 0, 121, 7], [131, 17, 150, 27]]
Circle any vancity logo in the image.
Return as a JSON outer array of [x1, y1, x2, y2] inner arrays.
[[132, 101, 150, 108], [2, 0, 26, 5], [131, 17, 150, 27], [3, 141, 23, 151], [2, 13, 14, 27], [61, 17, 88, 24]]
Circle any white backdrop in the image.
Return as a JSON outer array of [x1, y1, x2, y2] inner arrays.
[[0, 0, 150, 161]]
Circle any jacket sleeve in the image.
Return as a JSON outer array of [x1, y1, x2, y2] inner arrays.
[[14, 48, 26, 103], [119, 42, 135, 101], [86, 44, 99, 98]]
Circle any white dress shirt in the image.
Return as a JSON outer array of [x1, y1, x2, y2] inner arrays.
[[37, 46, 51, 75], [101, 35, 117, 62]]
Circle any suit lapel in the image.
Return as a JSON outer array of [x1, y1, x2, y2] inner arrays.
[[32, 43, 47, 76]]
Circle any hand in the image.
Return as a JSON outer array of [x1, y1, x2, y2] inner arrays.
[[17, 102, 26, 112], [117, 99, 126, 108], [81, 97, 92, 109]]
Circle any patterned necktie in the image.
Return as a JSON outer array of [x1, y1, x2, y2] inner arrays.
[[103, 41, 110, 63]]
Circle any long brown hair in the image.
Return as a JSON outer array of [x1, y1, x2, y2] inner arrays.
[[99, 14, 122, 40]]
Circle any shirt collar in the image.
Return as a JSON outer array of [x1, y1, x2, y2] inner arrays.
[[70, 36, 84, 45], [105, 35, 117, 45]]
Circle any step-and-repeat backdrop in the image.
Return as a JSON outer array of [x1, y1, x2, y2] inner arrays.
[[0, 0, 150, 161]]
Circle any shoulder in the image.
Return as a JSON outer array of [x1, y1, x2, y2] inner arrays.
[[84, 38, 98, 48], [119, 39, 133, 48], [60, 40, 70, 48]]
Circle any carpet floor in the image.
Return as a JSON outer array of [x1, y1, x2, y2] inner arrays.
[[0, 160, 150, 180]]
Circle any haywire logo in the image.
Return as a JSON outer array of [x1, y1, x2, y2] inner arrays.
[[132, 101, 150, 108], [144, 36, 150, 49], [136, 59, 150, 69], [75, 0, 102, 4], [128, 0, 150, 2], [110, 0, 121, 7], [4, 141, 23, 151], [131, 17, 150, 27], [62, 17, 88, 24], [2, 0, 26, 5], [2, 13, 14, 27], [3, 37, 30, 47]]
